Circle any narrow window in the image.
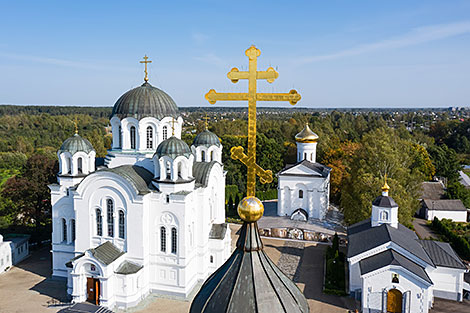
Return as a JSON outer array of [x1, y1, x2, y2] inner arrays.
[[210, 151, 214, 162], [171, 228, 177, 254], [107, 199, 114, 237], [381, 210, 389, 220], [147, 126, 153, 149], [166, 161, 171, 179], [202, 150, 206, 162], [130, 126, 136, 149], [77, 157, 83, 174], [118, 125, 122, 148], [119, 210, 125, 239], [210, 255, 214, 263], [166, 195, 170, 203], [67, 157, 71, 174], [71, 219, 76, 242], [160, 226, 166, 252], [304, 152, 307, 159], [178, 162, 182, 178], [96, 209, 102, 236], [163, 126, 168, 140], [299, 190, 303, 199], [62, 218, 67, 242]]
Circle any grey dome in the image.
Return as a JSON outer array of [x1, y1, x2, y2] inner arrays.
[[111, 82, 179, 120], [155, 136, 192, 159], [372, 195, 398, 208], [59, 134, 94, 155], [193, 129, 221, 147]]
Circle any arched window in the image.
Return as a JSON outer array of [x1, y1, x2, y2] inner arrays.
[[107, 199, 114, 237], [210, 255, 214, 263], [130, 126, 136, 149], [202, 150, 206, 162], [96, 209, 102, 236], [171, 228, 177, 254], [118, 125, 122, 148], [77, 157, 83, 174], [299, 190, 303, 199], [62, 218, 67, 242], [163, 126, 168, 140], [160, 226, 166, 252], [66, 157, 71, 174], [381, 210, 389, 220], [210, 151, 214, 162], [178, 162, 182, 178], [146, 126, 153, 149], [304, 152, 307, 160], [71, 219, 76, 242], [310, 154, 313, 161], [166, 161, 171, 180], [119, 210, 125, 239]]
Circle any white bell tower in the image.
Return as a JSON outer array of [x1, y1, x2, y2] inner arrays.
[[371, 177, 399, 228], [295, 124, 318, 163]]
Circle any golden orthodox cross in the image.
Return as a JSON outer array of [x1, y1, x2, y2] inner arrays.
[[171, 117, 176, 136], [202, 113, 210, 129], [140, 55, 152, 82], [205, 46, 301, 197]]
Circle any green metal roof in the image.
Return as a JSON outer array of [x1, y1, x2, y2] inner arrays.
[[101, 165, 153, 195], [111, 82, 179, 120], [59, 134, 94, 155], [193, 161, 217, 187], [193, 129, 221, 147], [155, 136, 192, 159], [90, 241, 124, 265], [115, 260, 143, 275]]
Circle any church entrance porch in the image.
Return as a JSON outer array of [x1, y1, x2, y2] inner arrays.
[[86, 277, 100, 305], [387, 289, 402, 313]]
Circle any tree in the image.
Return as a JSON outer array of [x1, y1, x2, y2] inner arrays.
[[427, 144, 461, 182], [2, 154, 58, 228]]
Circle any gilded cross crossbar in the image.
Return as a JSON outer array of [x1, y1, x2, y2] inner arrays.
[[205, 46, 301, 197]]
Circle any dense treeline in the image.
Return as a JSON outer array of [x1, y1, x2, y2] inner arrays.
[[0, 106, 467, 232]]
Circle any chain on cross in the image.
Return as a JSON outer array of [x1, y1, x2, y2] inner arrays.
[[205, 46, 301, 197]]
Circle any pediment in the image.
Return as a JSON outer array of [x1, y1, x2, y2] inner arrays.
[[280, 163, 323, 177]]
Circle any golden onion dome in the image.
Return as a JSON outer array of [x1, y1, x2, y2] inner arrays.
[[237, 196, 264, 222], [295, 123, 319, 143]]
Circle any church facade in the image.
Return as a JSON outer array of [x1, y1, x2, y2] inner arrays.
[[277, 124, 331, 221], [348, 182, 467, 313], [49, 77, 231, 309]]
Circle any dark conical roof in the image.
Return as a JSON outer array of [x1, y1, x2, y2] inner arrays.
[[111, 82, 179, 120], [372, 195, 398, 208], [59, 134, 94, 155], [190, 222, 309, 313], [193, 129, 221, 147], [155, 136, 192, 159]]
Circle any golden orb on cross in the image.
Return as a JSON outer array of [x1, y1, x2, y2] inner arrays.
[[237, 196, 264, 223]]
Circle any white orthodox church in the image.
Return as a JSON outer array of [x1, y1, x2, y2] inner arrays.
[[348, 182, 468, 313], [49, 77, 231, 309], [277, 124, 331, 221]]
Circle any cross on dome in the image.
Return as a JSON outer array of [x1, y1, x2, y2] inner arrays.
[[140, 55, 152, 82]]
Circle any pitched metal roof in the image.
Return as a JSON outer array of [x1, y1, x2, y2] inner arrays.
[[419, 240, 467, 269], [59, 134, 94, 155], [115, 260, 143, 275], [111, 81, 179, 120], [372, 195, 398, 208], [190, 222, 309, 313], [90, 241, 125, 265], [209, 223, 228, 240], [193, 129, 221, 147], [359, 249, 432, 284], [422, 199, 467, 211], [420, 181, 445, 200], [278, 160, 331, 178], [155, 136, 192, 159], [347, 219, 434, 266], [98, 165, 153, 195], [193, 161, 217, 187]]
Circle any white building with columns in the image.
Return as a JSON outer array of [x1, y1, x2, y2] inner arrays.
[[49, 78, 231, 309], [277, 124, 331, 221], [348, 182, 468, 313]]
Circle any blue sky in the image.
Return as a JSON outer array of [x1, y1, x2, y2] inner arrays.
[[0, 0, 469, 108]]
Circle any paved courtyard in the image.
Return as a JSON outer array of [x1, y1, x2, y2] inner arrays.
[[0, 225, 468, 312]]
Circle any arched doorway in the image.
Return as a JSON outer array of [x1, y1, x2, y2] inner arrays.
[[387, 289, 402, 313], [291, 208, 308, 221]]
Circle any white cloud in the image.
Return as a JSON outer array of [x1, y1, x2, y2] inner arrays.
[[296, 21, 470, 64]]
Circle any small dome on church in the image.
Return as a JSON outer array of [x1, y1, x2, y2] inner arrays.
[[59, 134, 94, 155], [193, 129, 221, 147], [111, 82, 179, 120], [295, 124, 319, 143], [155, 136, 192, 159]]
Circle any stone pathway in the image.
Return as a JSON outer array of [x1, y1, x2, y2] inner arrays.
[[277, 240, 305, 282]]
